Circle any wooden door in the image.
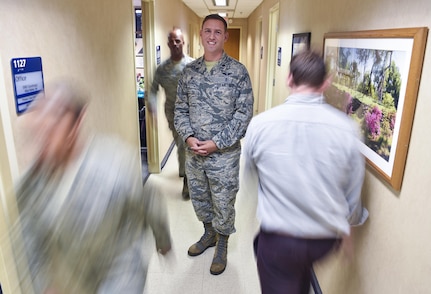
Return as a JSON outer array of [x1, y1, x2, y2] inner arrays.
[[225, 28, 240, 60]]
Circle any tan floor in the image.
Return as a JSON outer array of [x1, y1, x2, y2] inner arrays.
[[143, 148, 261, 294]]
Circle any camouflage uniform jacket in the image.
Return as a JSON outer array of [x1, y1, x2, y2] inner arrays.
[[149, 55, 194, 123], [10, 135, 171, 293], [174, 52, 254, 150]]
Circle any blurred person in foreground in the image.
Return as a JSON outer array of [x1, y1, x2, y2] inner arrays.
[[242, 50, 369, 294], [174, 14, 254, 275], [148, 27, 194, 200], [9, 81, 171, 294]]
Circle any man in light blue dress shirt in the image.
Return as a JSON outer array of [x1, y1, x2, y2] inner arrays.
[[243, 50, 368, 294]]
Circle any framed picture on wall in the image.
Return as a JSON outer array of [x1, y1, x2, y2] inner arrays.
[[291, 32, 311, 57], [323, 27, 428, 191]]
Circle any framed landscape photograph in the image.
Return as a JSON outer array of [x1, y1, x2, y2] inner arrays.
[[323, 27, 428, 191], [292, 32, 311, 57]]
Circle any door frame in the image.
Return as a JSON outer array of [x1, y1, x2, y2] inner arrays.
[[0, 54, 22, 294], [255, 17, 263, 115], [141, 0, 160, 173], [265, 3, 280, 111]]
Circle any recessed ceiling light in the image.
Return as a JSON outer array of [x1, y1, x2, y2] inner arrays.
[[218, 12, 227, 17], [213, 0, 228, 7]]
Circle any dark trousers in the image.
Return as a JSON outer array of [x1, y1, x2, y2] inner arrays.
[[254, 230, 340, 294]]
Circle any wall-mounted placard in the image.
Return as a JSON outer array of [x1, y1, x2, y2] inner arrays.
[[156, 45, 161, 65], [10, 57, 44, 115], [277, 47, 282, 66], [292, 32, 311, 57]]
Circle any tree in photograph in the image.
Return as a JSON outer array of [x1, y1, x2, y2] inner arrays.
[[369, 50, 393, 102], [384, 61, 402, 109], [356, 48, 372, 90]]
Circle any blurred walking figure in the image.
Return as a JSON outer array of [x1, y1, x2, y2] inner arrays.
[[149, 27, 194, 200], [8, 80, 171, 294], [175, 14, 254, 275], [242, 50, 368, 294]]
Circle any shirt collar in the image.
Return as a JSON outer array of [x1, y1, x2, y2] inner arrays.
[[284, 93, 325, 104]]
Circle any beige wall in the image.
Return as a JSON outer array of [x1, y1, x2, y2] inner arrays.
[[248, 0, 431, 293], [247, 0, 280, 113], [0, 0, 140, 171]]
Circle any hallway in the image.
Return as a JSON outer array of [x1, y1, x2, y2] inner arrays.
[[142, 147, 261, 294]]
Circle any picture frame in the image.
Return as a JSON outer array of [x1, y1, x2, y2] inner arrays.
[[292, 32, 311, 57], [323, 27, 428, 191]]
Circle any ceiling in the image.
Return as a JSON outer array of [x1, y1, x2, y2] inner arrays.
[[133, 0, 262, 19], [182, 0, 263, 18]]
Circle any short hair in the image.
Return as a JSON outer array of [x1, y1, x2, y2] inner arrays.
[[289, 50, 327, 88], [167, 27, 183, 39], [30, 79, 88, 121], [202, 14, 227, 31]]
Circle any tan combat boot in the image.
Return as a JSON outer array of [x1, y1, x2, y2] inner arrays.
[[210, 234, 229, 275], [188, 222, 217, 256]]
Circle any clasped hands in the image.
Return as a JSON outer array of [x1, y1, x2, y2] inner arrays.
[[186, 137, 218, 156]]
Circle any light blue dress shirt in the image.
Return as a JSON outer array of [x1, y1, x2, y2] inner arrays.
[[242, 93, 368, 238]]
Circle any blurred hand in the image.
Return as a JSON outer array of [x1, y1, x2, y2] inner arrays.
[[341, 232, 354, 262], [148, 104, 157, 117], [158, 244, 172, 255]]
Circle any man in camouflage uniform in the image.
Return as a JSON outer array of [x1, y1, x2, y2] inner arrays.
[[149, 27, 194, 200], [174, 14, 254, 275], [10, 81, 171, 294]]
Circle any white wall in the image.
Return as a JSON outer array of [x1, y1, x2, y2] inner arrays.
[[248, 0, 431, 293]]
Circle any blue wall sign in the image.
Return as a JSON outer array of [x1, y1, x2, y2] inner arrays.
[[156, 45, 161, 65], [10, 57, 44, 115]]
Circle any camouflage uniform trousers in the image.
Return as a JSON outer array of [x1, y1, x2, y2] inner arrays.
[[185, 148, 240, 235]]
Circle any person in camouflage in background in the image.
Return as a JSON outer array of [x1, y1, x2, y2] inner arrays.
[[174, 14, 254, 275], [148, 27, 194, 200]]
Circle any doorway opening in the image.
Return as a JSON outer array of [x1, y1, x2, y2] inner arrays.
[[133, 1, 149, 181]]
